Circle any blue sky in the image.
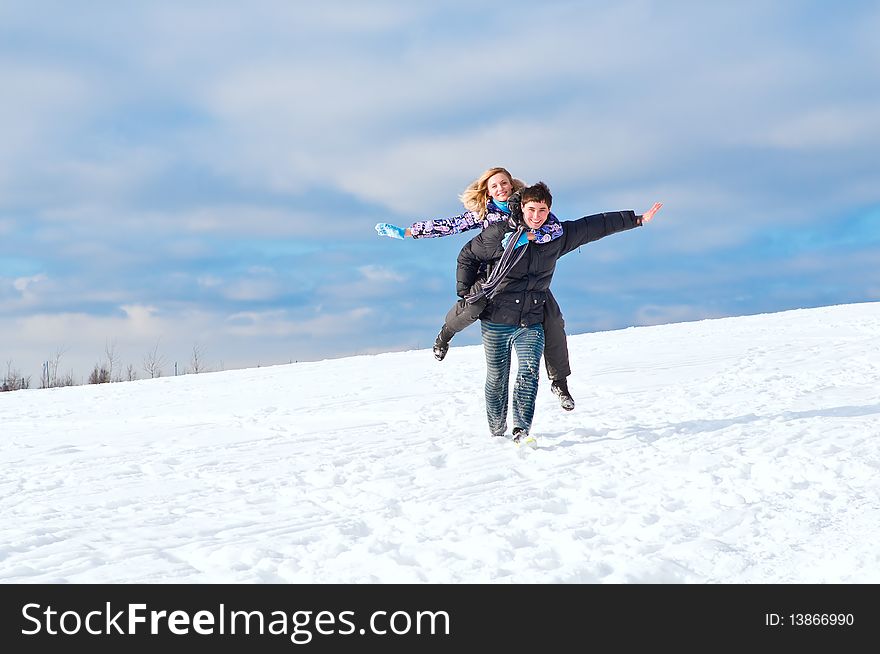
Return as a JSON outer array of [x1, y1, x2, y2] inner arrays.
[[2, 0, 879, 383]]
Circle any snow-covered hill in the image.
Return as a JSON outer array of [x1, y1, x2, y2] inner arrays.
[[2, 302, 879, 583]]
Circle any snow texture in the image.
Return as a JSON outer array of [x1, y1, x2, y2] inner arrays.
[[2, 303, 879, 583]]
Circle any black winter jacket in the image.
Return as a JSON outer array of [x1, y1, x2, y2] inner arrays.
[[457, 211, 642, 327]]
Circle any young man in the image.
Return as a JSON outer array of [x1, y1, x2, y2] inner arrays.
[[374, 166, 575, 412], [457, 182, 662, 444]]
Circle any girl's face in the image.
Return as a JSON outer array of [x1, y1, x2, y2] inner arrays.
[[486, 172, 513, 203]]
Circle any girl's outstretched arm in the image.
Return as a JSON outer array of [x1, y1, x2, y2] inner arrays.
[[375, 210, 487, 240]]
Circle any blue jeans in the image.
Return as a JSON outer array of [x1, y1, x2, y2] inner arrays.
[[481, 321, 545, 436]]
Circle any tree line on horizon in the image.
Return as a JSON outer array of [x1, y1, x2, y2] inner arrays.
[[1, 341, 210, 392]]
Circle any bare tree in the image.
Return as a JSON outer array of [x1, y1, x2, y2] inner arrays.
[[88, 363, 111, 384], [125, 363, 138, 382], [2, 359, 31, 392], [189, 342, 208, 374], [105, 338, 120, 382], [40, 346, 71, 389], [143, 340, 165, 379]]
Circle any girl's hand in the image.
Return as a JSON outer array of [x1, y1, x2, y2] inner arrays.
[[375, 223, 407, 239]]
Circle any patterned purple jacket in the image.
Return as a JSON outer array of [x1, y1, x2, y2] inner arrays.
[[409, 200, 563, 244]]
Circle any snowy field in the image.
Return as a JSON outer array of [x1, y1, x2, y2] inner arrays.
[[2, 302, 879, 583]]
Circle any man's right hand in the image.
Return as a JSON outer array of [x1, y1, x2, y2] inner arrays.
[[640, 202, 663, 224]]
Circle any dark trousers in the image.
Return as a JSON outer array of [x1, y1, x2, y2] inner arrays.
[[442, 287, 571, 382]]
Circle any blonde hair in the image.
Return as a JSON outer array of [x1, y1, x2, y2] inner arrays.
[[459, 166, 526, 219]]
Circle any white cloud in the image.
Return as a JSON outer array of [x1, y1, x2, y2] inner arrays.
[[31, 204, 352, 260], [12, 273, 46, 293], [119, 304, 163, 336], [0, 63, 93, 146], [762, 105, 880, 150], [1, 274, 50, 308], [197, 275, 223, 288], [358, 265, 405, 284], [315, 265, 413, 303], [46, 147, 170, 201], [4, 274, 48, 307], [222, 278, 283, 302], [224, 306, 374, 339]]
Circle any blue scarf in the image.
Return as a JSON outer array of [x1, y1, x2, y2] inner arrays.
[[490, 199, 509, 214]]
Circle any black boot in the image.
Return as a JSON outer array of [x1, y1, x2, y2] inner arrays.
[[550, 378, 575, 411], [433, 325, 455, 361]]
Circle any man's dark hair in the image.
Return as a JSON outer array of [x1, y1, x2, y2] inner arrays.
[[521, 181, 552, 208]]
